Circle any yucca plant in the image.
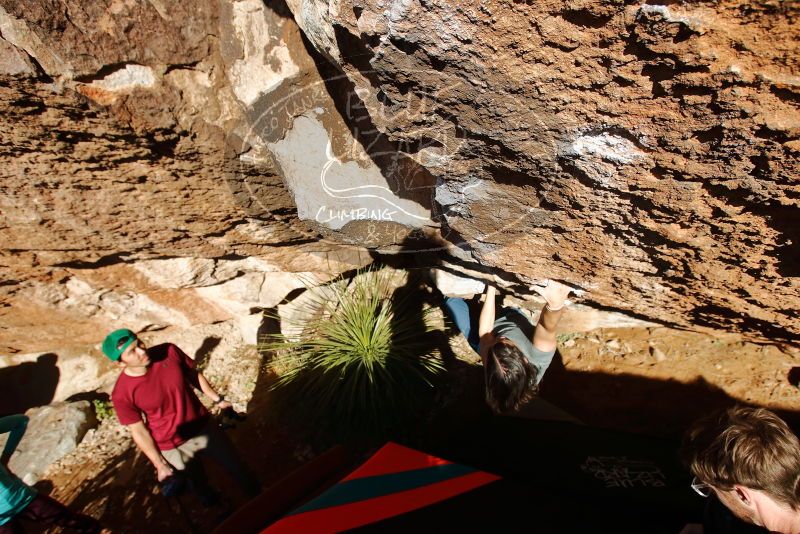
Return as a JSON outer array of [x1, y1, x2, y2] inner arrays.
[[261, 269, 444, 439]]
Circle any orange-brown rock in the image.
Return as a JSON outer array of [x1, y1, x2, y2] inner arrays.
[[285, 0, 799, 342], [0, 0, 798, 354], [0, 37, 367, 355]]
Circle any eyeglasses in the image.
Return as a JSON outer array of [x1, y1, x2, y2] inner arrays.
[[691, 476, 712, 497]]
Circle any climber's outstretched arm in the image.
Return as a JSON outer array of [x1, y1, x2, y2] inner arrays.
[[477, 284, 497, 361], [530, 280, 573, 353]]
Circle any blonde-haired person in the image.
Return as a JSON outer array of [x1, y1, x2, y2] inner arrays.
[[682, 406, 800, 534]]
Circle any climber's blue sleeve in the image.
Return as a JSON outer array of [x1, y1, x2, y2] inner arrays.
[[0, 415, 28, 460]]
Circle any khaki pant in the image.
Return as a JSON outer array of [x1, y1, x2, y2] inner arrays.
[[162, 420, 260, 498]]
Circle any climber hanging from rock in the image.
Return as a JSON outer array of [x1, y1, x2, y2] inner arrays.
[[441, 277, 577, 413]]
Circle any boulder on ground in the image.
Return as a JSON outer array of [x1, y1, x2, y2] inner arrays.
[[0, 400, 98, 485]]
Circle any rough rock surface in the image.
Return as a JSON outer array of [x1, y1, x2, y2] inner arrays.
[[0, 0, 371, 356], [280, 0, 799, 342], [0, 0, 797, 353], [0, 401, 97, 485]]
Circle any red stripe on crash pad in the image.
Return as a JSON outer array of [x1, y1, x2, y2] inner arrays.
[[342, 442, 451, 481], [262, 470, 500, 533]]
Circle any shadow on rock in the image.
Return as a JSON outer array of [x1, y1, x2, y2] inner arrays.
[[539, 350, 800, 438], [195, 336, 222, 368], [0, 353, 59, 416]]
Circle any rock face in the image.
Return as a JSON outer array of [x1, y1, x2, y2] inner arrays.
[[282, 0, 800, 342], [0, 0, 370, 356], [0, 0, 797, 354]]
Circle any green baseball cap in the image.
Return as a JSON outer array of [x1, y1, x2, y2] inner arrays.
[[102, 328, 137, 361]]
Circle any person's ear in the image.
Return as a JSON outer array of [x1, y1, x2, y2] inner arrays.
[[734, 485, 754, 507]]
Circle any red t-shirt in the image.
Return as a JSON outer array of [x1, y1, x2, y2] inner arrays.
[[112, 343, 209, 451]]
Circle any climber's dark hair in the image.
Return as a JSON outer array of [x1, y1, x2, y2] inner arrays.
[[484, 338, 538, 414], [681, 405, 800, 509]]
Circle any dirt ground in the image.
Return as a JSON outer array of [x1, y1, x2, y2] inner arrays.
[[39, 308, 800, 533], [542, 326, 800, 436]]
